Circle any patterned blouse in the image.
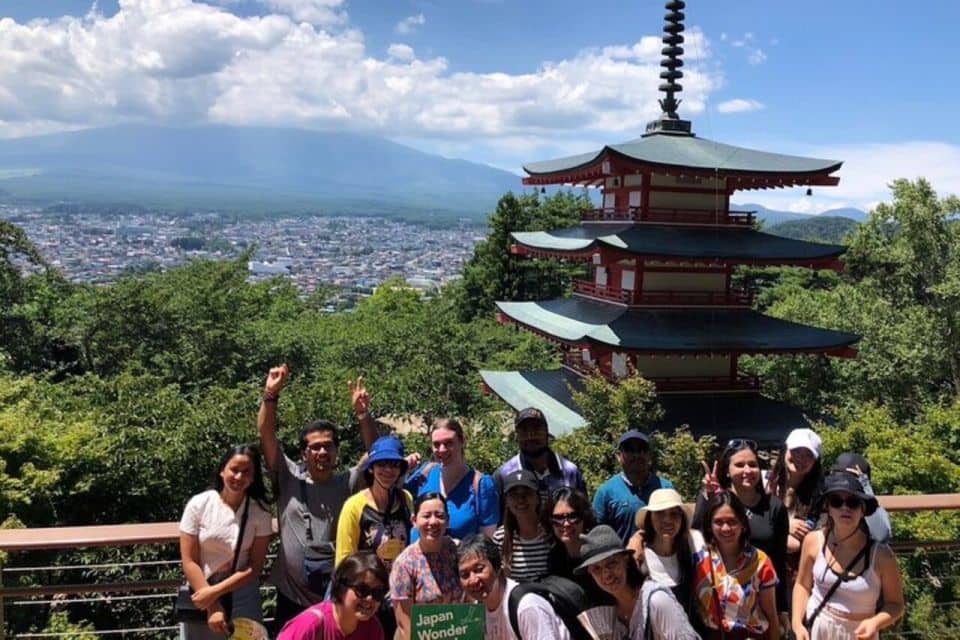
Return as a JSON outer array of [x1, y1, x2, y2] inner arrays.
[[388, 536, 463, 604], [693, 544, 778, 635]]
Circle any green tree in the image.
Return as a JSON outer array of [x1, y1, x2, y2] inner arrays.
[[455, 190, 589, 320]]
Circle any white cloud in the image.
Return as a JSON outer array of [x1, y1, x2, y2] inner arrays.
[[716, 98, 764, 114], [395, 13, 425, 35], [0, 0, 721, 148], [747, 48, 766, 65], [386, 43, 415, 62], [258, 0, 347, 26], [738, 141, 960, 214]]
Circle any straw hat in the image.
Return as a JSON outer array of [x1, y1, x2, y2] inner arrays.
[[634, 488, 694, 531]]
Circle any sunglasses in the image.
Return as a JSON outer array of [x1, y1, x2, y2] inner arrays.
[[827, 495, 863, 510], [550, 513, 582, 526], [373, 460, 403, 468], [351, 583, 388, 601], [726, 438, 758, 451]]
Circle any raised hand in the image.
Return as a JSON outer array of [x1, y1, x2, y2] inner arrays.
[[349, 375, 370, 417], [701, 460, 722, 497], [264, 364, 288, 398], [406, 452, 423, 470]]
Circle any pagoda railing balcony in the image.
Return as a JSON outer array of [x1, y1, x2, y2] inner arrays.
[[580, 207, 755, 226], [573, 281, 754, 307], [641, 207, 756, 226], [651, 375, 761, 394], [563, 353, 611, 378], [582, 206, 638, 221]]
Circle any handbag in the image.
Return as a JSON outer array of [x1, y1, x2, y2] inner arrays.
[[803, 539, 871, 631], [175, 496, 250, 623]]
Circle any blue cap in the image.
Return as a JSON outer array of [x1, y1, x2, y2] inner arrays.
[[617, 430, 650, 449], [363, 436, 408, 474]]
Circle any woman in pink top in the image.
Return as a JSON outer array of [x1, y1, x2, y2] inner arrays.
[[279, 552, 387, 640]]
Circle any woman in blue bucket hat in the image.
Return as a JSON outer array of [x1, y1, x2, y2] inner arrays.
[[336, 435, 414, 638]]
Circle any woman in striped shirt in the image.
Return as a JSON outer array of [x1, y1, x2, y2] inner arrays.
[[493, 469, 554, 583]]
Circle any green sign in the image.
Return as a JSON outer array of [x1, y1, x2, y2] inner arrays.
[[411, 603, 485, 640]]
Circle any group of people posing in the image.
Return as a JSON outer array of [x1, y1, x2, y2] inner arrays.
[[178, 366, 905, 640]]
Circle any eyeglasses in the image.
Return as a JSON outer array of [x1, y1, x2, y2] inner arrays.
[[726, 439, 758, 451], [351, 583, 388, 601], [550, 513, 582, 526], [306, 442, 336, 452], [827, 495, 863, 510]]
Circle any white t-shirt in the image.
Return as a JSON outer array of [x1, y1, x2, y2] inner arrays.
[[485, 578, 572, 640], [179, 490, 273, 578]]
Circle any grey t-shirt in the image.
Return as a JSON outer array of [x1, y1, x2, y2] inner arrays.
[[269, 454, 362, 605]]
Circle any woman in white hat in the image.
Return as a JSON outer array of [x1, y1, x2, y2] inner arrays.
[[577, 524, 700, 639], [768, 428, 824, 591], [631, 488, 703, 622], [791, 472, 903, 640]]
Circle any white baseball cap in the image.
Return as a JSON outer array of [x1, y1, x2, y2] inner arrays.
[[785, 428, 822, 459]]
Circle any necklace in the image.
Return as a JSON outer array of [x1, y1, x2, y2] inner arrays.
[[829, 528, 860, 548]]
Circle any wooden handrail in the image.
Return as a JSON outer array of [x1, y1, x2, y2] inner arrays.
[[0, 497, 957, 553]]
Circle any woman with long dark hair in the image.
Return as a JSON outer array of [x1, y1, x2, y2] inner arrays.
[[494, 469, 554, 583], [279, 551, 388, 640], [696, 439, 789, 626], [768, 429, 824, 597], [634, 489, 701, 621], [792, 472, 904, 640], [576, 525, 700, 639], [694, 493, 779, 640], [179, 444, 274, 639]]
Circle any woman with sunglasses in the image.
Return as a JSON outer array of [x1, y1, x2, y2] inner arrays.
[[494, 469, 554, 583], [694, 492, 779, 640], [694, 439, 789, 628], [544, 487, 612, 605], [279, 551, 389, 640], [336, 436, 413, 637], [791, 472, 903, 640], [179, 444, 274, 639], [390, 493, 463, 640]]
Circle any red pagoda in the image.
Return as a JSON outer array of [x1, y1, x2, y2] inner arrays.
[[480, 0, 859, 444]]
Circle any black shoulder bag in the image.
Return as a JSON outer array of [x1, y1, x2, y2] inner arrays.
[[175, 496, 251, 623], [803, 539, 871, 631]]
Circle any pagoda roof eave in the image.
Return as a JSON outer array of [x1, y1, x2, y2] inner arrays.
[[510, 224, 846, 265], [480, 368, 813, 443], [522, 134, 842, 188], [495, 298, 860, 354]]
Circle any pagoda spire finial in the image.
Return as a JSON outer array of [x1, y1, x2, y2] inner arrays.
[[645, 0, 694, 136]]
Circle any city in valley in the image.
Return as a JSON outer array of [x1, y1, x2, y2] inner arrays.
[[1, 203, 486, 310]]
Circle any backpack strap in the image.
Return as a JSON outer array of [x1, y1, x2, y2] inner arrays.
[[643, 585, 670, 640], [472, 468, 482, 524]]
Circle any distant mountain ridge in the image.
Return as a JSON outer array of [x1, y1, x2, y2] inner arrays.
[[0, 124, 523, 220], [735, 202, 868, 226]]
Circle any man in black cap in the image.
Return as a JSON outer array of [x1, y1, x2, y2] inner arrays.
[[831, 452, 892, 542], [592, 430, 673, 544], [494, 407, 586, 503]]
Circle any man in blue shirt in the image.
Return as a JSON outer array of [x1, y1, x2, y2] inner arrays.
[[592, 430, 673, 543]]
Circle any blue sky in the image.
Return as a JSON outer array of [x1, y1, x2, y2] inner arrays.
[[2, 0, 958, 213]]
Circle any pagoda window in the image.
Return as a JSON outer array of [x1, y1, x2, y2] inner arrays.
[[642, 271, 725, 292], [624, 174, 644, 187], [621, 270, 636, 291], [612, 352, 628, 378], [595, 266, 608, 287], [629, 191, 642, 208], [603, 192, 616, 209], [581, 347, 593, 364]]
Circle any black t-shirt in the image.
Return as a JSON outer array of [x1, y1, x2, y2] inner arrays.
[[693, 491, 790, 612]]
